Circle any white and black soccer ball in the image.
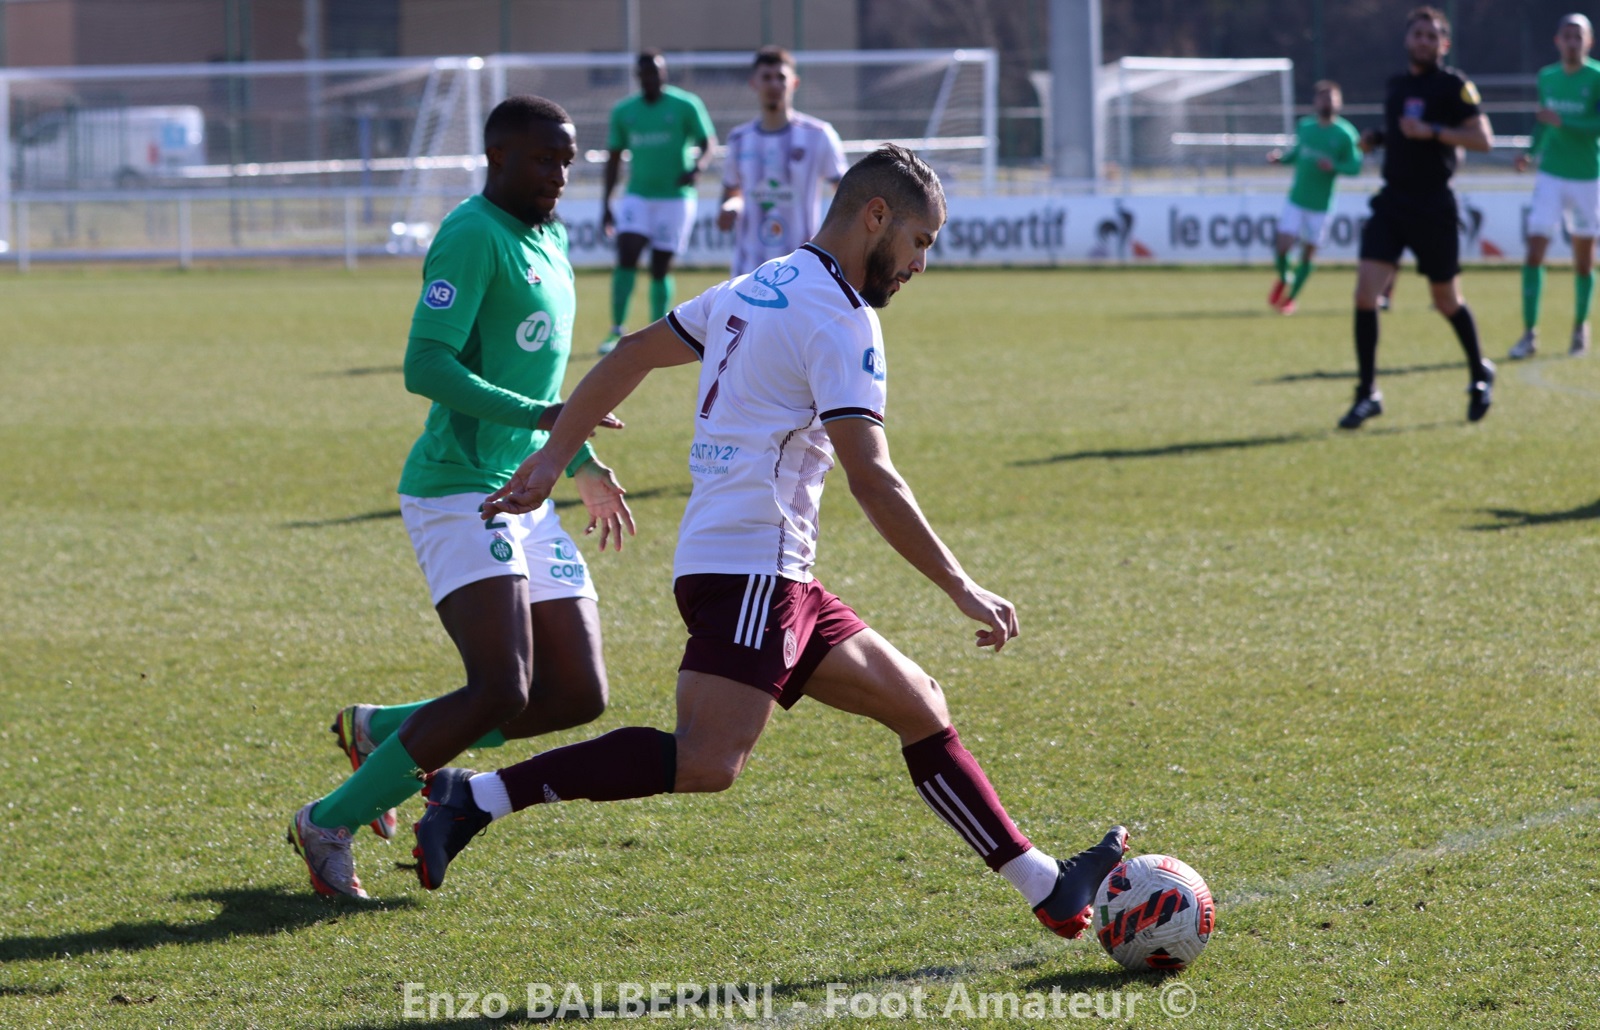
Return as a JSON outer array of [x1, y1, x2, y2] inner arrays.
[[1092, 854, 1216, 972]]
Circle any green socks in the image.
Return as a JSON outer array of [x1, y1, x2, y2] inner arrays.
[[312, 734, 427, 833], [1275, 250, 1290, 284], [1523, 264, 1546, 331], [610, 266, 637, 329], [1576, 270, 1595, 326], [649, 274, 675, 321], [366, 700, 508, 751], [1288, 254, 1315, 301], [612, 267, 673, 325]]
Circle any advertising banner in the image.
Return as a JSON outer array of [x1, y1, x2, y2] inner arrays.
[[560, 188, 1562, 269]]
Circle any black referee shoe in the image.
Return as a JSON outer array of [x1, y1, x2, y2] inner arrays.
[[1338, 389, 1384, 430], [1467, 360, 1495, 423]]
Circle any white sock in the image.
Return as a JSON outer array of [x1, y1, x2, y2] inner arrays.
[[1000, 846, 1061, 907], [468, 771, 513, 821]]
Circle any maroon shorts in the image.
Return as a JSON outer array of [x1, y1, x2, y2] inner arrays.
[[674, 573, 869, 709]]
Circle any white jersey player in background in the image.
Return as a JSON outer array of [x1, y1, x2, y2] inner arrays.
[[717, 46, 850, 276]]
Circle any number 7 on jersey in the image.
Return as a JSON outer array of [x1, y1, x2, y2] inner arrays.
[[698, 315, 749, 419]]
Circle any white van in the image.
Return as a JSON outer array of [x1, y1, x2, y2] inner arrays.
[[12, 105, 205, 188]]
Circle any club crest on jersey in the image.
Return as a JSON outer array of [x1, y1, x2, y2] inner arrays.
[[862, 347, 886, 381], [735, 261, 800, 309], [488, 534, 514, 563], [526, 268, 541, 285], [423, 279, 456, 309]]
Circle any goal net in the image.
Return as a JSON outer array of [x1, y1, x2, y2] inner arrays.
[[1099, 57, 1294, 180], [1, 49, 996, 256]]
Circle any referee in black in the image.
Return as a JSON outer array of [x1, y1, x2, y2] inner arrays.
[[1341, 5, 1496, 429]]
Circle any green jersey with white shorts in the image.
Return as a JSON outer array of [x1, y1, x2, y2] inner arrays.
[[608, 85, 716, 199], [1279, 116, 1363, 213], [398, 194, 593, 498], [1531, 59, 1600, 181]]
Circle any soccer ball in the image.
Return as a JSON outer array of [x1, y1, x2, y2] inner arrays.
[[1092, 854, 1216, 971]]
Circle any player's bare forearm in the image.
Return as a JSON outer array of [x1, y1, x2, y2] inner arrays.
[[1441, 114, 1493, 153], [851, 463, 964, 592], [485, 322, 697, 518], [826, 419, 1019, 649], [550, 326, 682, 456]]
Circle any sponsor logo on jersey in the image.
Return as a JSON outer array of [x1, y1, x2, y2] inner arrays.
[[861, 347, 886, 381], [489, 534, 514, 563], [734, 261, 800, 308], [552, 539, 577, 562], [517, 311, 554, 352], [526, 268, 542, 285], [423, 279, 456, 309]]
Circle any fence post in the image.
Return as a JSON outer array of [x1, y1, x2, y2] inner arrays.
[[344, 194, 357, 270], [17, 199, 28, 274], [178, 197, 193, 269]]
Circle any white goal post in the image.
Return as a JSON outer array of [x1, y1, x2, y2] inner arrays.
[[0, 48, 998, 253]]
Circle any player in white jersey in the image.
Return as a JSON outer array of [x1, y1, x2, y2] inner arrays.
[[717, 46, 850, 276], [410, 145, 1128, 950]]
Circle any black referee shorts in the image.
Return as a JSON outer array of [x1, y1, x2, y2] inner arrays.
[[1358, 188, 1461, 283]]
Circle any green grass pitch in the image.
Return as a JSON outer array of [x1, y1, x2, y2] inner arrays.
[[2, 261, 1598, 1028]]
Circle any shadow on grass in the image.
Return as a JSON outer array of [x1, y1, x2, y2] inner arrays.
[[286, 508, 402, 529], [318, 365, 406, 378], [1016, 431, 1323, 464], [1469, 497, 1600, 532], [1260, 361, 1462, 384], [0, 886, 409, 964], [1124, 308, 1346, 321], [1017, 419, 1454, 466]]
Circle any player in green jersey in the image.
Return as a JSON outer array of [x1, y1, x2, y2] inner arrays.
[[599, 51, 717, 354], [1266, 81, 1363, 314], [1510, 14, 1600, 360], [288, 96, 635, 899]]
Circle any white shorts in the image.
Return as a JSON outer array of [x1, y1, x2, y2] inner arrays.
[[1277, 201, 1329, 246], [615, 194, 697, 254], [1526, 171, 1600, 239], [400, 493, 598, 608]]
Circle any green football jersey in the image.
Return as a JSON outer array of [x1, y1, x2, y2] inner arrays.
[[1531, 59, 1600, 181], [398, 195, 589, 498], [607, 85, 716, 199], [1279, 116, 1363, 213]]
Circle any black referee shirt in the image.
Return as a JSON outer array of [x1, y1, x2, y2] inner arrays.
[[1379, 64, 1483, 193]]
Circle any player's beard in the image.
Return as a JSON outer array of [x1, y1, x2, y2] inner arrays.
[[860, 234, 902, 308]]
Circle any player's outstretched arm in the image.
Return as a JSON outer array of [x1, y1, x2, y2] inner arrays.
[[483, 319, 698, 519], [824, 417, 1019, 651]]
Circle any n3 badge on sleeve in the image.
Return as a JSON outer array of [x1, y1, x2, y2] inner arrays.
[[424, 280, 457, 309]]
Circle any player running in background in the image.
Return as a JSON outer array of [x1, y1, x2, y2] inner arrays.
[[717, 46, 849, 276], [1266, 81, 1363, 315], [599, 51, 717, 355], [412, 145, 1129, 941], [1340, 6, 1495, 430], [1509, 13, 1600, 360], [287, 96, 634, 899]]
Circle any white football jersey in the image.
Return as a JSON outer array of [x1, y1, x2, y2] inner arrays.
[[722, 113, 849, 276], [666, 243, 888, 582]]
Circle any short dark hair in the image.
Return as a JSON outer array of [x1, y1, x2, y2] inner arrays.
[[483, 95, 571, 150], [1313, 79, 1341, 95], [825, 144, 945, 226], [753, 45, 794, 72], [1407, 5, 1450, 37], [638, 49, 664, 65]]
